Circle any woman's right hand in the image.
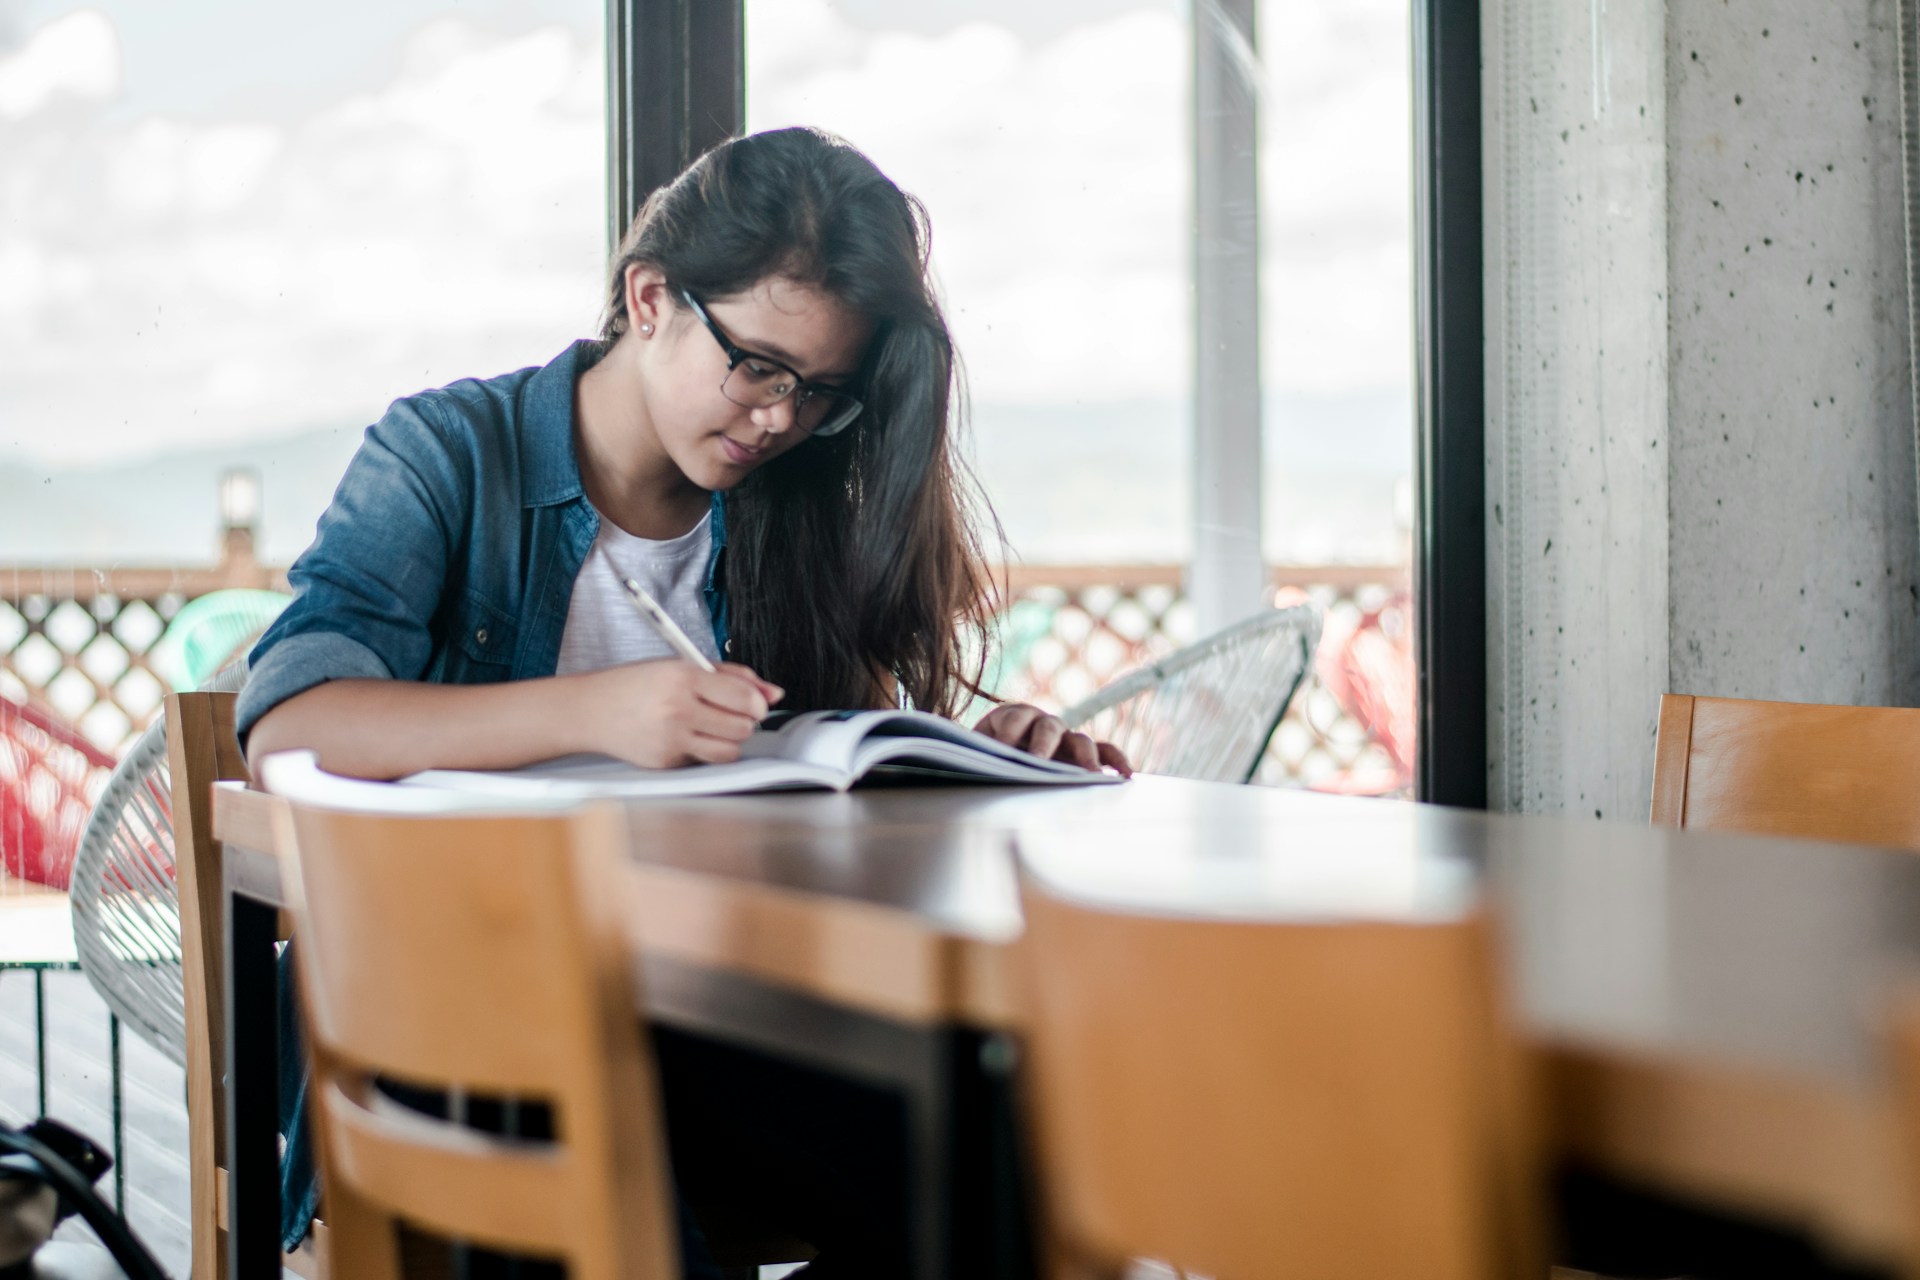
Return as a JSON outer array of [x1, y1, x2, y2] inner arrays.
[[580, 659, 784, 768]]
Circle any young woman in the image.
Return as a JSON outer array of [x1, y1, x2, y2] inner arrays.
[[240, 126, 1128, 781], [242, 127, 1127, 1276]]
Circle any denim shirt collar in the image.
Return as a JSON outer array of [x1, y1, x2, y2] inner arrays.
[[519, 339, 599, 509], [523, 339, 731, 653]]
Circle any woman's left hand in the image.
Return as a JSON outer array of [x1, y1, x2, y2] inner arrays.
[[973, 703, 1133, 776]]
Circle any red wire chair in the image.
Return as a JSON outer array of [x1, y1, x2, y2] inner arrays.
[[0, 699, 115, 890], [1300, 588, 1415, 796]]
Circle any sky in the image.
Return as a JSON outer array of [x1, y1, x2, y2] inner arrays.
[[0, 0, 1412, 559]]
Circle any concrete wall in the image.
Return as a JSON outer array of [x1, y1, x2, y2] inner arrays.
[[1484, 0, 1920, 817], [1485, 0, 1671, 817], [1666, 0, 1920, 707]]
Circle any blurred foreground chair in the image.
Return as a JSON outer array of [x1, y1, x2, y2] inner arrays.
[[1014, 862, 1539, 1280], [1650, 694, 1920, 850], [275, 799, 679, 1280], [1061, 603, 1320, 784]]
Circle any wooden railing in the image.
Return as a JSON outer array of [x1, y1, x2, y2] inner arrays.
[[0, 529, 1411, 794]]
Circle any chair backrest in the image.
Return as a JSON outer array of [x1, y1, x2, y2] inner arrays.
[[71, 713, 186, 1062], [276, 800, 677, 1280], [0, 697, 114, 889], [1061, 603, 1320, 784], [1015, 868, 1538, 1280], [164, 690, 250, 1280], [1651, 694, 1920, 851]]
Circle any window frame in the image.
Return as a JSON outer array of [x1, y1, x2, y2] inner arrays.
[[1411, 0, 1486, 807]]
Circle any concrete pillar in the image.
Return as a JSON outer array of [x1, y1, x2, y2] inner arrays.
[[1665, 0, 1919, 707], [1485, 0, 1671, 818]]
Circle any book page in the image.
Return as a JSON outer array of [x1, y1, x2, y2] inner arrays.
[[744, 709, 1117, 785], [403, 753, 846, 800]]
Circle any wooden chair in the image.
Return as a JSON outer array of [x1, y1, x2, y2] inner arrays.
[[1651, 694, 1920, 850], [1014, 866, 1540, 1280], [272, 799, 680, 1280], [165, 691, 325, 1278]]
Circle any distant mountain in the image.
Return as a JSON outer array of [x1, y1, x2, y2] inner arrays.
[[0, 390, 1410, 569], [968, 391, 1412, 563], [0, 425, 367, 565]]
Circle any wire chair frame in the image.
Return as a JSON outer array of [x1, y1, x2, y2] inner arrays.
[[68, 663, 249, 1069], [1061, 604, 1322, 784], [68, 717, 184, 1067]]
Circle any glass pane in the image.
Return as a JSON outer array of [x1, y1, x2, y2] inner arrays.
[[1259, 0, 1415, 794], [748, 1, 1414, 792], [748, 0, 1191, 568], [2, 1, 605, 569], [0, 0, 603, 882]]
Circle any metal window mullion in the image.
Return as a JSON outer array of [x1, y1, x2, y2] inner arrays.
[[1188, 0, 1266, 637], [1412, 0, 1487, 808], [608, 0, 745, 242]]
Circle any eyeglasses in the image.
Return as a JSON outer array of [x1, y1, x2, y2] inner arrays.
[[679, 290, 864, 438]]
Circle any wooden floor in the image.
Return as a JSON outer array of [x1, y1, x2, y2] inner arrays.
[[0, 963, 192, 1276]]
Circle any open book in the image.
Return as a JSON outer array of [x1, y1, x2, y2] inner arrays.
[[400, 708, 1124, 800]]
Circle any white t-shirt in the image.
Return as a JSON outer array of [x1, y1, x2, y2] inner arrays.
[[555, 508, 721, 675]]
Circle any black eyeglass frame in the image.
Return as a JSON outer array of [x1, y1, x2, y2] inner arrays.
[[677, 289, 864, 437]]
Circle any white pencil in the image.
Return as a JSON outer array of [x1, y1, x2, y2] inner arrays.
[[618, 576, 718, 673]]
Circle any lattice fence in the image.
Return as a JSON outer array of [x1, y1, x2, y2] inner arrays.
[[1, 532, 279, 758], [1, 550, 1412, 795], [0, 591, 178, 757], [989, 565, 1413, 796]]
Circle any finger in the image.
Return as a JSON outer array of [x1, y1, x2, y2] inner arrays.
[[978, 704, 1044, 745], [1097, 741, 1134, 777], [685, 732, 745, 765], [687, 701, 759, 743], [694, 671, 771, 720], [1023, 715, 1068, 762], [1058, 731, 1101, 771], [719, 662, 784, 705]]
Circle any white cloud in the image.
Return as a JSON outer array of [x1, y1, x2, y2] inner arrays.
[[751, 7, 1192, 403], [185, 124, 282, 213], [749, 0, 1410, 402], [0, 9, 119, 121], [1, 17, 607, 466]]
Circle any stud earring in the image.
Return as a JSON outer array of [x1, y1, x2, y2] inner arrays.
[[639, 322, 654, 336]]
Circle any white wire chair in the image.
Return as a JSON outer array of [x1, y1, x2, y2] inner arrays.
[[68, 664, 249, 1066], [1061, 603, 1321, 784]]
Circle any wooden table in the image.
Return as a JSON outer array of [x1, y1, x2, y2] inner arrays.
[[214, 777, 1920, 1278]]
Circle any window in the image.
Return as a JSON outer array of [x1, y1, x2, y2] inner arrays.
[[1, 1, 606, 750]]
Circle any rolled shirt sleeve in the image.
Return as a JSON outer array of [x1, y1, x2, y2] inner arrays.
[[236, 396, 468, 746]]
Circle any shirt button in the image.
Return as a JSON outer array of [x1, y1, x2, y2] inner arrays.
[[725, 640, 734, 654], [475, 627, 489, 645]]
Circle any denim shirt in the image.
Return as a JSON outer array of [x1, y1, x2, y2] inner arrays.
[[243, 340, 728, 1266], [236, 338, 730, 747]]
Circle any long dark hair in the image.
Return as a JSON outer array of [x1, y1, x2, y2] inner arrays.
[[602, 127, 999, 715]]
